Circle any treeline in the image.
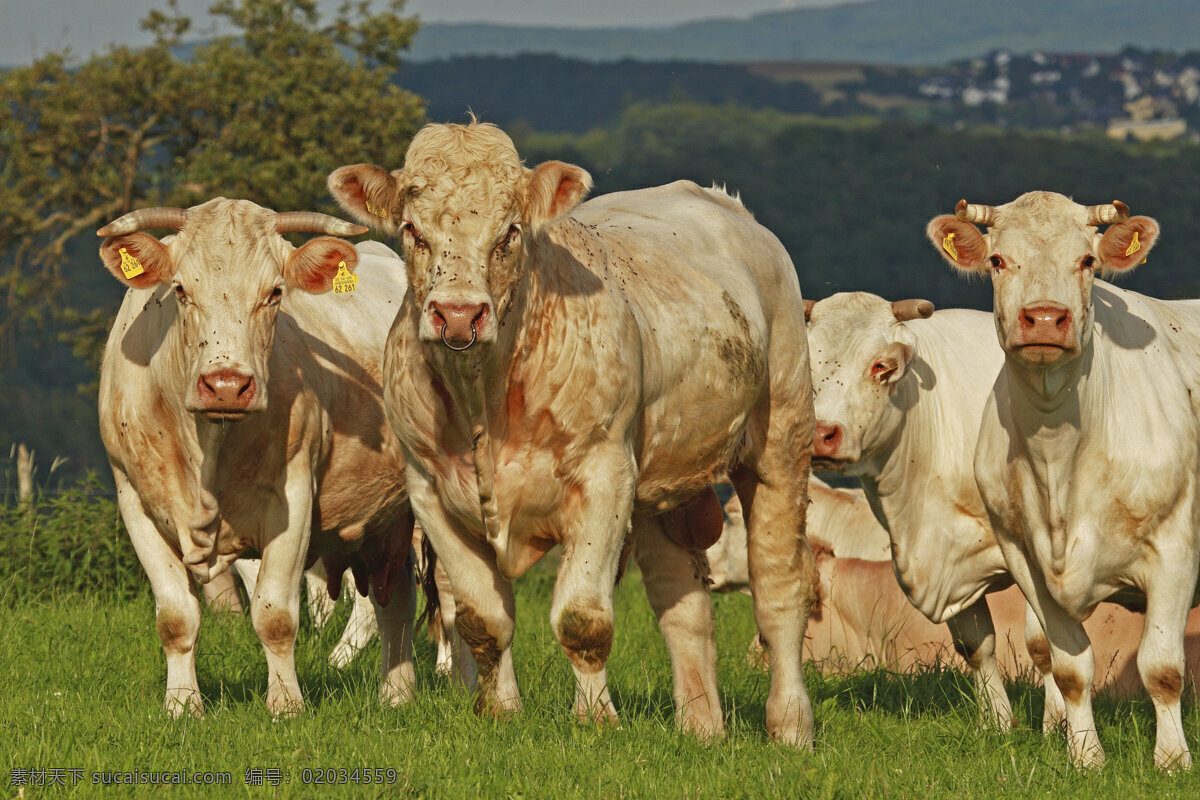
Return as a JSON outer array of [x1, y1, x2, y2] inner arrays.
[[7, 101, 1200, 486], [398, 54, 824, 133], [516, 103, 1200, 310]]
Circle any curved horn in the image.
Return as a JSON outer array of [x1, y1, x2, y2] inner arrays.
[[1086, 201, 1130, 226], [97, 208, 188, 237], [275, 211, 368, 237], [955, 199, 996, 226], [891, 299, 935, 321]]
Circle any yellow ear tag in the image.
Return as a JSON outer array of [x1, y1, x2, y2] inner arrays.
[[332, 261, 359, 295], [1125, 231, 1141, 257], [364, 200, 387, 218], [942, 232, 958, 261], [118, 247, 145, 279]]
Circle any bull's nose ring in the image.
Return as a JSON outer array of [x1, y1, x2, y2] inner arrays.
[[440, 324, 477, 351]]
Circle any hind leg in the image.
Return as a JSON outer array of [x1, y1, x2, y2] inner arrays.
[[947, 598, 1014, 731], [731, 459, 817, 748], [635, 514, 723, 739]]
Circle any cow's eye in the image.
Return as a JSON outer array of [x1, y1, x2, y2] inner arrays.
[[1081, 255, 1096, 270], [989, 255, 1006, 270], [495, 223, 521, 256], [265, 286, 283, 305], [400, 220, 427, 251], [870, 361, 893, 378], [173, 283, 190, 305]]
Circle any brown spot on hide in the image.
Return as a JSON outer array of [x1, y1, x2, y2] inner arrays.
[[156, 609, 191, 652], [1028, 635, 1053, 674], [718, 291, 764, 387], [257, 608, 297, 657], [456, 606, 504, 715], [952, 638, 984, 670], [1147, 665, 1184, 706], [1053, 667, 1086, 705], [556, 606, 613, 673]]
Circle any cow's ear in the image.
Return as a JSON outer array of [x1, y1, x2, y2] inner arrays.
[[99, 233, 172, 290], [1097, 216, 1159, 273], [328, 164, 403, 236], [870, 335, 916, 387], [285, 237, 359, 294], [926, 216, 989, 273], [526, 160, 592, 231]]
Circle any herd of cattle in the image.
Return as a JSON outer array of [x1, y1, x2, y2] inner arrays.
[[94, 119, 1200, 771]]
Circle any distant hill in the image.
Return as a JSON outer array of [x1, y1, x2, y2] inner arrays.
[[407, 0, 1200, 66]]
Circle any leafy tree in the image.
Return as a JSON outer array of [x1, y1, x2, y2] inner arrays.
[[0, 0, 424, 362], [0, 0, 423, 480]]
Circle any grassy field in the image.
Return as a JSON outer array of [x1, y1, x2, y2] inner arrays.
[[4, 557, 1200, 800]]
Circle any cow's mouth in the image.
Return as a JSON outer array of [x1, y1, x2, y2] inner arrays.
[[1015, 343, 1073, 365], [201, 410, 250, 423], [811, 456, 852, 471]]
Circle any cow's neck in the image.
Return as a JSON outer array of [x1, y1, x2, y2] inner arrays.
[[1005, 345, 1097, 575], [868, 364, 1004, 613], [423, 269, 535, 547], [152, 316, 232, 581]]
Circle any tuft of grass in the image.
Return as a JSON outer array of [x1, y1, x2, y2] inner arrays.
[[4, 562, 1200, 798], [0, 475, 145, 602]]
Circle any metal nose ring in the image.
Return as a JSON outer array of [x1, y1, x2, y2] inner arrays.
[[440, 324, 477, 351]]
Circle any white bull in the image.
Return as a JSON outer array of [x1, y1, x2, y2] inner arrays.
[[329, 121, 817, 745]]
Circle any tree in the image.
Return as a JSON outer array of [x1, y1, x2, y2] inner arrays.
[[0, 0, 424, 362]]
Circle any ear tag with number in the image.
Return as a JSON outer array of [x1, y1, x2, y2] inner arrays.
[[332, 261, 359, 295], [1125, 231, 1141, 257], [119, 247, 145, 279], [364, 200, 388, 218], [942, 232, 958, 261]]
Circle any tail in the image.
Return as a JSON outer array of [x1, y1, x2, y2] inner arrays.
[[416, 533, 440, 631]]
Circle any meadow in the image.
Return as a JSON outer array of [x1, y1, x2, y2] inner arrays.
[[3, 491, 1200, 798]]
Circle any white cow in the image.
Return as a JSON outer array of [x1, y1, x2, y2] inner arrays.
[[709, 474, 889, 591], [805, 291, 1041, 730], [98, 202, 416, 717], [329, 121, 817, 745], [929, 192, 1200, 769]]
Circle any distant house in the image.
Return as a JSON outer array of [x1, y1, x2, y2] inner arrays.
[[1106, 117, 1187, 141]]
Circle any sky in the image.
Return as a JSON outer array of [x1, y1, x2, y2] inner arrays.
[[0, 0, 861, 65]]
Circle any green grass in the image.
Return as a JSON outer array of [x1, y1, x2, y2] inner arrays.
[[3, 560, 1200, 798]]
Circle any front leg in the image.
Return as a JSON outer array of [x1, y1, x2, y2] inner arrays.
[[251, 471, 313, 717], [373, 554, 417, 707], [1024, 600, 1066, 734], [1138, 542, 1198, 771], [409, 470, 520, 715], [550, 458, 634, 726], [115, 467, 204, 718], [946, 597, 1014, 732], [998, 537, 1102, 768]]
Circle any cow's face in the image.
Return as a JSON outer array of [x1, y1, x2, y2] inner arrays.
[[928, 192, 1158, 369], [328, 121, 592, 352], [805, 293, 931, 472], [99, 199, 360, 421]]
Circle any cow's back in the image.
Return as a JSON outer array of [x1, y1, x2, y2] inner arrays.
[[566, 181, 807, 506]]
